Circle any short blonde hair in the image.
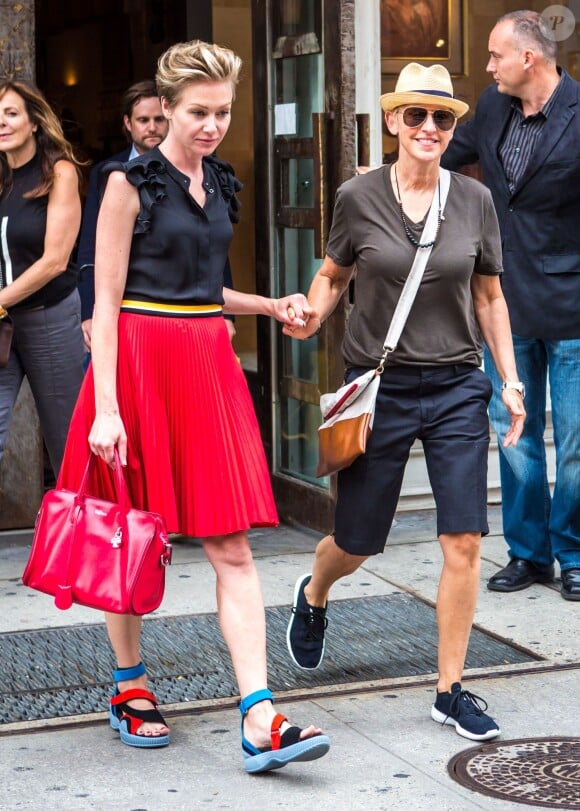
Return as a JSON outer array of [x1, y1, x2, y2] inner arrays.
[[156, 40, 242, 108]]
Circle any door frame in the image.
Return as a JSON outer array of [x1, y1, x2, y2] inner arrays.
[[252, 0, 356, 531]]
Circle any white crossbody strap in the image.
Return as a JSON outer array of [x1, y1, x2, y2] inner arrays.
[[378, 168, 451, 369]]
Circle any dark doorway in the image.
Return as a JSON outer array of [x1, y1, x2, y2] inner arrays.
[[33, 0, 208, 166]]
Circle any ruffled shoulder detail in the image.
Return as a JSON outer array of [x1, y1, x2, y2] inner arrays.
[[204, 154, 243, 223], [122, 154, 168, 235], [99, 154, 167, 235]]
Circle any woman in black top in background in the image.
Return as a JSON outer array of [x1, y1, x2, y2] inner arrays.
[[0, 81, 86, 476]]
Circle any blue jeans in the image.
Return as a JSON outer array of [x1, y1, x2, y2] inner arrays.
[[484, 336, 580, 572]]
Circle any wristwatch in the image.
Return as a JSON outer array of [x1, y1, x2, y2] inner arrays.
[[501, 380, 525, 398]]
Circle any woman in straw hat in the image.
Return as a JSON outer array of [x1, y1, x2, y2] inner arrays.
[[284, 62, 526, 741]]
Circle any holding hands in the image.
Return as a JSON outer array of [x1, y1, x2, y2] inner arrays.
[[274, 294, 319, 338], [275, 294, 321, 339]]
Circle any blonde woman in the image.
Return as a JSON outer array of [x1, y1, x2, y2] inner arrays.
[[58, 40, 329, 773], [0, 81, 85, 476]]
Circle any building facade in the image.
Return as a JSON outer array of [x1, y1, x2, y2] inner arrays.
[[1, 0, 572, 529]]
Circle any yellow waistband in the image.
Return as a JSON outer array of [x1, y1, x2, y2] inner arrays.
[[120, 300, 223, 317]]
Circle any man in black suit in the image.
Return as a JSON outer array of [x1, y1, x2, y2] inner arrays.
[[442, 10, 580, 600]]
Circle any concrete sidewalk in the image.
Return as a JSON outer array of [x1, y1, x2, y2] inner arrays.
[[0, 510, 578, 810]]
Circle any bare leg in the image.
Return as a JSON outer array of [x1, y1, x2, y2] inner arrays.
[[202, 531, 324, 748], [436, 532, 481, 692], [304, 533, 368, 607], [105, 612, 169, 737]]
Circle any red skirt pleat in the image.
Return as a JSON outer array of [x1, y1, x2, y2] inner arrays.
[[58, 314, 278, 536]]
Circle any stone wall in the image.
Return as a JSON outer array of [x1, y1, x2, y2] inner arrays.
[[0, 0, 43, 529], [0, 382, 43, 530], [0, 0, 35, 81]]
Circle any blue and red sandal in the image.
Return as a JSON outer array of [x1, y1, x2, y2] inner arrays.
[[109, 663, 170, 748], [240, 688, 330, 774]]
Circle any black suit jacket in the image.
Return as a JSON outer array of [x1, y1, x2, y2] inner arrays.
[[442, 71, 580, 339], [77, 148, 132, 320]]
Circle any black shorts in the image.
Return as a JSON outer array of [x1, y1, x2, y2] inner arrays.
[[334, 363, 492, 556]]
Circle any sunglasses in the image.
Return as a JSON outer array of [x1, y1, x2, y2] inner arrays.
[[399, 107, 456, 132]]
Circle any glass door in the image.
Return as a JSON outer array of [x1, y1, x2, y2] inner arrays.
[[271, 3, 329, 485], [253, 0, 355, 529]]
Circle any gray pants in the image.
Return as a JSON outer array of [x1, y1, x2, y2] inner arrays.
[[0, 290, 86, 476]]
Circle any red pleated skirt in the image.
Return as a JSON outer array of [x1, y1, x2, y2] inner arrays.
[[58, 314, 278, 536]]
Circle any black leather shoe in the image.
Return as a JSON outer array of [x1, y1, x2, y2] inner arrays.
[[561, 568, 580, 601], [487, 558, 554, 592]]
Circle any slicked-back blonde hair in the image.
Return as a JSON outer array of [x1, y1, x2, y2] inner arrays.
[[156, 40, 242, 108]]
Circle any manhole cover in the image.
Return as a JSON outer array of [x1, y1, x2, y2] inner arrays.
[[448, 737, 580, 808]]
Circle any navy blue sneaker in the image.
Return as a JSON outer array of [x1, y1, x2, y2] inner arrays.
[[431, 683, 500, 741], [286, 574, 327, 670]]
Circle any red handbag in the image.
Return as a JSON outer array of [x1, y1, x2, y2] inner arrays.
[[22, 450, 172, 615]]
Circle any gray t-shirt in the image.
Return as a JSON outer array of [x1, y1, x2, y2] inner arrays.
[[325, 167, 503, 368]]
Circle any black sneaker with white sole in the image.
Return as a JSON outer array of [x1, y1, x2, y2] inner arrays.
[[431, 682, 500, 741], [286, 573, 327, 670]]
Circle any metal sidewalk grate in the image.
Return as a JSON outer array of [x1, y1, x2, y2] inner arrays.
[[0, 592, 537, 724]]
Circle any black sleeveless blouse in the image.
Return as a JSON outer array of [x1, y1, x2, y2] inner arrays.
[[100, 147, 242, 309], [0, 154, 78, 310]]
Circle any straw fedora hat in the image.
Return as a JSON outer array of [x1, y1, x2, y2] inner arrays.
[[380, 62, 469, 118]]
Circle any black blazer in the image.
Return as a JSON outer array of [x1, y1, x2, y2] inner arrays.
[[442, 70, 580, 340], [77, 148, 131, 320]]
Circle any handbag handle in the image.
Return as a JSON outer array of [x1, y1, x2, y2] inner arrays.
[[74, 449, 132, 515], [55, 449, 132, 610], [377, 168, 451, 372]]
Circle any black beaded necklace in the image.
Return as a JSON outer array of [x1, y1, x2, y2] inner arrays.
[[393, 164, 442, 249]]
